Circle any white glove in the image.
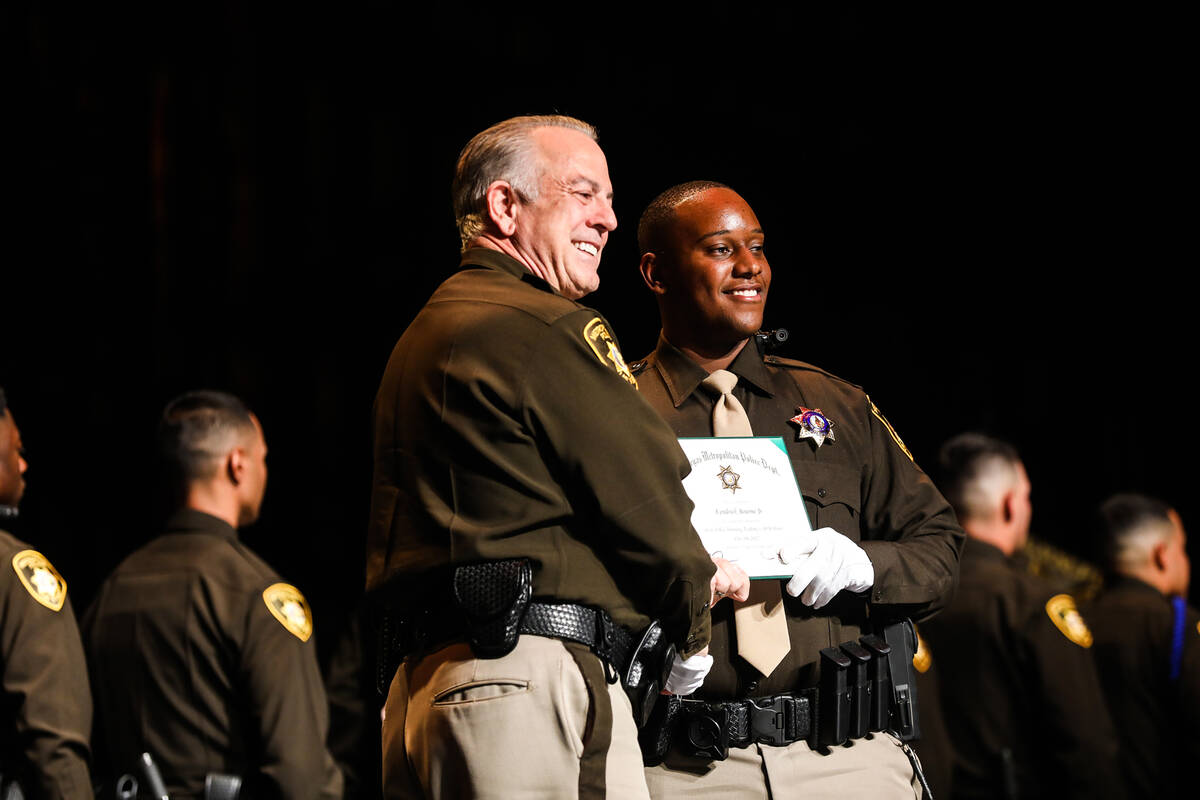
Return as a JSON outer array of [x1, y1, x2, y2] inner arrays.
[[779, 527, 874, 609], [663, 649, 713, 695]]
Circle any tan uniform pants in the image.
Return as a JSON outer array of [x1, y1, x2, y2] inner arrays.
[[382, 635, 650, 799], [644, 731, 922, 799]]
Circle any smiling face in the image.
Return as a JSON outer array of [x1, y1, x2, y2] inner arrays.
[[649, 187, 770, 354], [508, 127, 617, 300]]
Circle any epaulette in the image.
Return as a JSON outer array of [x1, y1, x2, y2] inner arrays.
[[762, 354, 864, 391]]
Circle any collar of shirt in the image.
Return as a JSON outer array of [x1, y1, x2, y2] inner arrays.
[[165, 507, 239, 542], [650, 333, 776, 408], [459, 247, 556, 295]]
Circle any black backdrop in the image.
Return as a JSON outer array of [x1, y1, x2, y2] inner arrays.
[[5, 4, 1194, 660]]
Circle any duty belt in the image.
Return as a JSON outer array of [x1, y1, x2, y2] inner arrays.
[[643, 624, 922, 763]]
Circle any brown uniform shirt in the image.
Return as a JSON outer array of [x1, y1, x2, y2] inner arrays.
[[922, 537, 1121, 800], [83, 510, 342, 800], [633, 336, 964, 698], [367, 248, 713, 655], [1088, 577, 1200, 798], [0, 530, 92, 799]]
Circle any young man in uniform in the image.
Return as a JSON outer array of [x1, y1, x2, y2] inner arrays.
[[0, 387, 93, 799], [1089, 493, 1198, 797], [923, 433, 1122, 799], [368, 118, 737, 799], [631, 181, 963, 798], [84, 391, 343, 799]]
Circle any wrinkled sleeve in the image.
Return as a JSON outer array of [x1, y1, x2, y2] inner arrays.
[[239, 589, 343, 800], [855, 396, 964, 622], [524, 314, 714, 656], [0, 580, 93, 800]]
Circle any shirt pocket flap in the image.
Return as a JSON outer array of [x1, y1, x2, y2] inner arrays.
[[798, 463, 862, 516]]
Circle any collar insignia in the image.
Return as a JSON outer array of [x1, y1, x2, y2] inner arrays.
[[789, 406, 836, 448], [12, 550, 67, 612], [263, 583, 314, 642]]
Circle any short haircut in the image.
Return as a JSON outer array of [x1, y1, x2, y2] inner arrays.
[[936, 433, 1023, 524], [452, 114, 598, 251], [1099, 493, 1176, 574], [159, 390, 256, 484], [637, 180, 730, 255]]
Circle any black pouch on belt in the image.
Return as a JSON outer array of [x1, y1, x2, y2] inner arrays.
[[453, 558, 533, 659], [623, 620, 676, 728], [819, 646, 852, 747]]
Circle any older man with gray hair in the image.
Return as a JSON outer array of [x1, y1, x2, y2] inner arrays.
[[368, 116, 738, 799], [1089, 493, 1198, 797]]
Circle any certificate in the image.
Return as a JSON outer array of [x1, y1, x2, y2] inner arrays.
[[677, 436, 812, 579]]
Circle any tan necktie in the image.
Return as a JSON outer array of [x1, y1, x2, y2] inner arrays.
[[700, 369, 791, 676]]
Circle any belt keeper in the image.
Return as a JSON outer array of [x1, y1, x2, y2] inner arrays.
[[819, 646, 852, 747], [860, 634, 892, 731]]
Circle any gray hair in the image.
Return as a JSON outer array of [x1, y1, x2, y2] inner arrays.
[[452, 115, 598, 251], [1099, 493, 1176, 574], [935, 433, 1023, 524]]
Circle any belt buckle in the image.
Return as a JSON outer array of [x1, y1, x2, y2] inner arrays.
[[747, 695, 794, 746]]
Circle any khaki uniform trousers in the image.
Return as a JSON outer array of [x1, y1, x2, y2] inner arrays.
[[645, 731, 922, 799], [382, 635, 650, 799]]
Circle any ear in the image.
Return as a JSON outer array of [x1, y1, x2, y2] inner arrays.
[[639, 252, 667, 296], [227, 447, 246, 487], [1152, 539, 1170, 573], [484, 180, 520, 237], [1000, 489, 1015, 524]]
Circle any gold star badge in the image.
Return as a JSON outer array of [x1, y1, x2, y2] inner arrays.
[[12, 550, 67, 612], [262, 583, 313, 642]]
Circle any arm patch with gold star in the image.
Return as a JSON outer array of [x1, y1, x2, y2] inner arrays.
[[262, 583, 313, 642], [582, 318, 637, 387], [12, 549, 67, 611], [1045, 593, 1093, 647]]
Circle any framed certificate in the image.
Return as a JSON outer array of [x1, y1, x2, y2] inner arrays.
[[677, 436, 812, 579]]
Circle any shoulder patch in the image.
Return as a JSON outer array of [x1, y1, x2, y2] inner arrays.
[[867, 396, 914, 462], [1045, 594, 1093, 648], [12, 550, 67, 611], [912, 627, 933, 673], [262, 583, 313, 642], [583, 318, 637, 387]]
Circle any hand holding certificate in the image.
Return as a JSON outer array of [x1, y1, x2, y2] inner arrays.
[[677, 436, 812, 579]]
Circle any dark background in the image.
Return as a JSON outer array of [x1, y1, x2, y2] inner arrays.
[[4, 4, 1194, 660]]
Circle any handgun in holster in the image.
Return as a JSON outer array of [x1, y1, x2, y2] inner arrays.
[[881, 619, 921, 741]]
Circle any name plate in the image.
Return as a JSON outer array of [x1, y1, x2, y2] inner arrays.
[[678, 436, 812, 579]]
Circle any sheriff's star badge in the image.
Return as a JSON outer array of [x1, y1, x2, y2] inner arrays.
[[790, 406, 836, 448]]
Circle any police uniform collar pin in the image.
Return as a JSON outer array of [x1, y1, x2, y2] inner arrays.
[[790, 406, 836, 448]]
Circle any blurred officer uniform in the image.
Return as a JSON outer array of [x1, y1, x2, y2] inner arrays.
[[1088, 493, 1199, 796], [631, 182, 964, 799], [0, 387, 93, 799], [84, 391, 342, 799], [368, 117, 720, 799], [923, 433, 1121, 799]]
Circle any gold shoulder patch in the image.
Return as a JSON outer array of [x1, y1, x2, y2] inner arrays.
[[12, 550, 67, 612], [262, 583, 313, 642], [1045, 594, 1093, 648], [867, 396, 914, 462], [583, 318, 637, 387], [912, 626, 933, 673]]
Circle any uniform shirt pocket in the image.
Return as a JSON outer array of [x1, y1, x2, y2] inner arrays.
[[799, 463, 863, 538]]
